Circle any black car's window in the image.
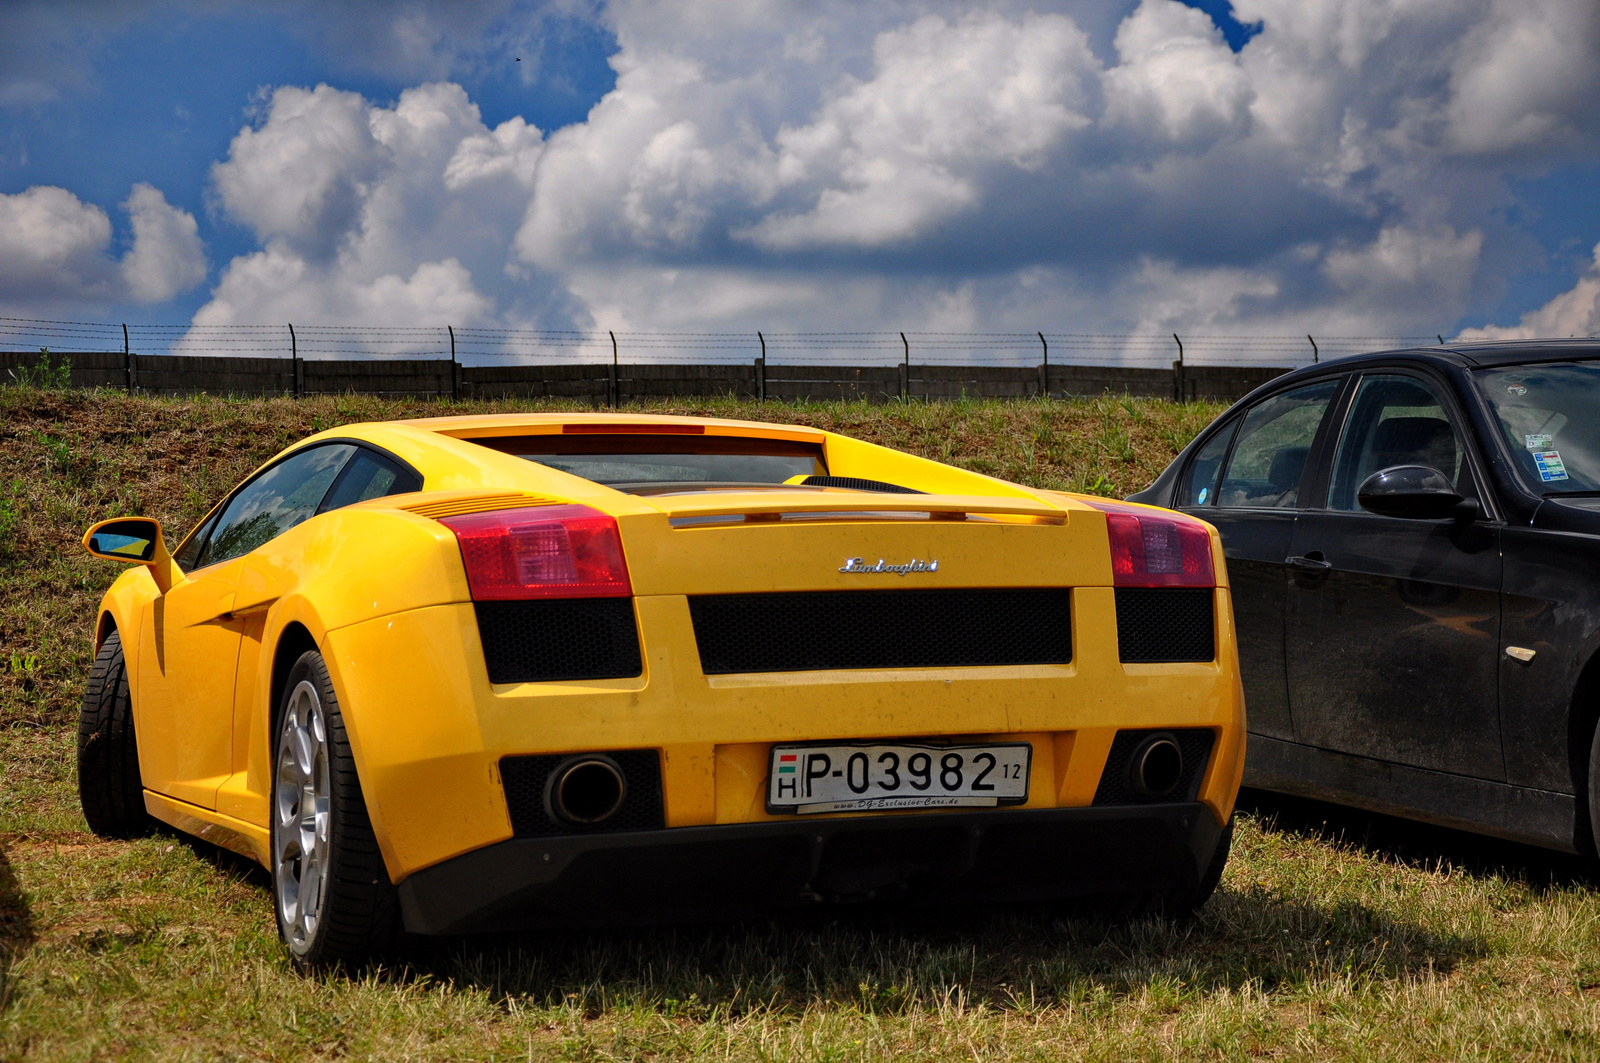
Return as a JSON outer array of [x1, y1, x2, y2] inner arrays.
[[1216, 381, 1338, 509], [1474, 362, 1600, 494], [1180, 418, 1238, 506], [1328, 374, 1472, 511], [318, 448, 422, 513], [197, 444, 356, 568]]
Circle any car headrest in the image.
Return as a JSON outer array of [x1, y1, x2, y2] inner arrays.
[[1370, 417, 1455, 475], [1267, 446, 1310, 493]]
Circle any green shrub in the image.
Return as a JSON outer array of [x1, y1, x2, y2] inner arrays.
[[5, 347, 72, 389]]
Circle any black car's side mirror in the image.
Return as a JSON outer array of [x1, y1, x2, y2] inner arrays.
[[1357, 465, 1477, 520]]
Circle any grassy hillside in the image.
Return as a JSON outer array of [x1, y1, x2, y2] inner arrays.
[[4, 386, 1600, 1060]]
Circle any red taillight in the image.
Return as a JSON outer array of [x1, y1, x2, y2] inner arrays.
[[440, 504, 632, 600], [1087, 503, 1215, 588]]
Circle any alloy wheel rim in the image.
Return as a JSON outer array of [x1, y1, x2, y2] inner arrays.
[[273, 678, 331, 955]]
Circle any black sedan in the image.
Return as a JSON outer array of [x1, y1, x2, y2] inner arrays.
[[1131, 340, 1600, 855]]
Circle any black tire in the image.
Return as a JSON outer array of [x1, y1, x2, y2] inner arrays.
[[271, 650, 397, 969], [1160, 814, 1234, 919], [77, 628, 153, 838]]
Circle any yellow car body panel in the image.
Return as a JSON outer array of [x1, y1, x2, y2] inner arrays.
[[87, 412, 1246, 929]]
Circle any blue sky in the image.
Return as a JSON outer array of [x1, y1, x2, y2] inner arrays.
[[1, 1, 619, 324], [2, 0, 1598, 345]]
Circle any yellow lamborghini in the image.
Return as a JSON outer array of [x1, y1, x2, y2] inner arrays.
[[78, 412, 1244, 966]]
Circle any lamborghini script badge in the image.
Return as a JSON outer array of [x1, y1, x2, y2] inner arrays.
[[839, 557, 940, 575]]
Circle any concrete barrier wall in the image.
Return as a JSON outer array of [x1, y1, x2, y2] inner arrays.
[[1, 351, 1293, 405], [133, 354, 295, 395]]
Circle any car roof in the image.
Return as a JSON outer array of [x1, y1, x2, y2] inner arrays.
[[1312, 338, 1600, 371]]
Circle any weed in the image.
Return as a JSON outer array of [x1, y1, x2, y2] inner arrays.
[[1081, 473, 1119, 497], [5, 348, 72, 390], [0, 496, 16, 560], [37, 433, 74, 477]]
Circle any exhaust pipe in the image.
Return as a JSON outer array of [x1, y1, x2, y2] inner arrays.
[[1128, 733, 1184, 799], [545, 755, 627, 826]]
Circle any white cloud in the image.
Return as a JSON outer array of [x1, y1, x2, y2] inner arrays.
[[194, 251, 489, 327], [0, 186, 113, 299], [743, 11, 1097, 249], [1446, 0, 1600, 154], [197, 81, 545, 328], [1124, 258, 1281, 333], [1457, 242, 1600, 340], [1103, 0, 1252, 145], [0, 183, 205, 310], [503, 0, 1559, 337], [211, 85, 383, 261], [1323, 225, 1486, 317], [5, 0, 1586, 348], [121, 183, 207, 302]]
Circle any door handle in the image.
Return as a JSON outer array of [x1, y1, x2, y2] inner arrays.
[[1286, 552, 1332, 572]]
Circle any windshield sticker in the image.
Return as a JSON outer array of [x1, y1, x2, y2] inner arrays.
[[1533, 451, 1569, 482], [1197, 487, 1208, 504], [1525, 433, 1554, 450], [1507, 385, 1528, 396]]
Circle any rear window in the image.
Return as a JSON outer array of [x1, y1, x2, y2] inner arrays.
[[470, 433, 825, 490]]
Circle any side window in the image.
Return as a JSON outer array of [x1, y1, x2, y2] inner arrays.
[[197, 444, 357, 568], [317, 448, 423, 513], [1180, 418, 1238, 507], [1327, 374, 1472, 511], [171, 512, 218, 572], [1216, 380, 1339, 509]]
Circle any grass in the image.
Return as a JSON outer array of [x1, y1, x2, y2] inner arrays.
[[3, 385, 1600, 1060]]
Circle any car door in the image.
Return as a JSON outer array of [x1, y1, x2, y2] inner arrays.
[[1284, 371, 1503, 779], [137, 443, 357, 808], [1177, 377, 1344, 741], [216, 445, 425, 825]]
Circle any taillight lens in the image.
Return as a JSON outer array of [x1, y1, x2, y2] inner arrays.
[[1088, 504, 1215, 588], [440, 504, 632, 600]]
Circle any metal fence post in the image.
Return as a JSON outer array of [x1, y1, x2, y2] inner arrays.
[[1308, 334, 1319, 363], [1172, 333, 1185, 402], [122, 323, 132, 392], [609, 330, 618, 408], [757, 331, 766, 401], [1038, 331, 1048, 398], [289, 323, 300, 397], [448, 325, 459, 399], [900, 332, 909, 401]]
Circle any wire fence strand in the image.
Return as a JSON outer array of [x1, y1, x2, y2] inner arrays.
[[0, 317, 1445, 368]]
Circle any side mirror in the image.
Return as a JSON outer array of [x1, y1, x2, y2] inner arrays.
[[83, 517, 177, 591], [1356, 465, 1476, 521]]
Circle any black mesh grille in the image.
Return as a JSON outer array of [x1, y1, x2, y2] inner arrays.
[[1092, 728, 1216, 805], [688, 588, 1072, 674], [800, 475, 921, 494], [475, 599, 643, 684], [1115, 588, 1215, 663], [500, 750, 665, 836]]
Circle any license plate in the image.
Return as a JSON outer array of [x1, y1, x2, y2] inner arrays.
[[767, 742, 1032, 815]]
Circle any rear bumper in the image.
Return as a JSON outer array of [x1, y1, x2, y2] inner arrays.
[[396, 803, 1224, 935], [326, 590, 1247, 882]]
